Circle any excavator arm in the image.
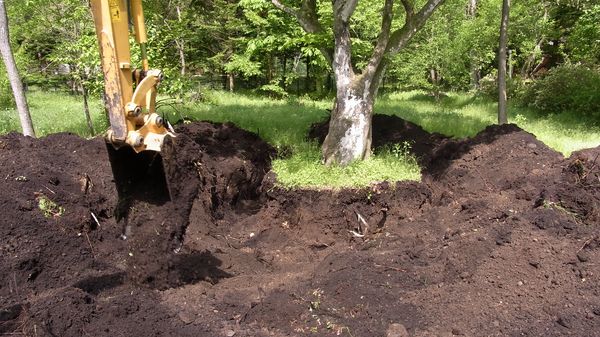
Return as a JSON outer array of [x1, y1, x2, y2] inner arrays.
[[90, 0, 175, 207], [90, 0, 172, 152]]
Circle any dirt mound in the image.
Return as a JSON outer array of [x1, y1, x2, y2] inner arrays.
[[308, 114, 446, 162], [0, 122, 274, 336], [2, 118, 600, 337], [539, 148, 600, 225]]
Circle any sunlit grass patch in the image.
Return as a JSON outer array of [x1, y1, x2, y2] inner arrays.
[[272, 144, 421, 189], [377, 91, 600, 156], [0, 90, 108, 137]]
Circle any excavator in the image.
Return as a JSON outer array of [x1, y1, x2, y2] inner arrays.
[[90, 0, 175, 203]]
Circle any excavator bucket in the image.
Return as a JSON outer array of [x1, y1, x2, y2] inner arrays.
[[106, 141, 171, 203], [107, 136, 178, 222]]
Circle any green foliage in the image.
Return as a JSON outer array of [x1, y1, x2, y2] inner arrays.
[[478, 74, 530, 101], [37, 194, 65, 218], [521, 64, 600, 118], [224, 54, 262, 78], [0, 63, 14, 109], [258, 82, 289, 99], [566, 5, 600, 64]]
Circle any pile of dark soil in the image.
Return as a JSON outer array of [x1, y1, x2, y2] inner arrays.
[[1, 116, 599, 337]]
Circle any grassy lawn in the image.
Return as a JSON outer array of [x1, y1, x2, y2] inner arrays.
[[0, 90, 109, 137], [2, 90, 599, 189], [378, 91, 600, 156]]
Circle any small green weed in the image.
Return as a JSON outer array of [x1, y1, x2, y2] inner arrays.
[[541, 200, 581, 222], [37, 194, 65, 218]]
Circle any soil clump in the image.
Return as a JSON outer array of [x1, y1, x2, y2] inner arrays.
[[1, 116, 599, 336]]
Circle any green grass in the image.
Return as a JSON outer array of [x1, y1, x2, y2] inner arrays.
[[378, 91, 600, 156], [0, 90, 108, 137], [2, 89, 599, 189], [158, 92, 421, 189]]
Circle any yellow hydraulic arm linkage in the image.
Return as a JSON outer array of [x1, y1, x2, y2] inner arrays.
[[90, 0, 175, 205], [90, 0, 172, 152]]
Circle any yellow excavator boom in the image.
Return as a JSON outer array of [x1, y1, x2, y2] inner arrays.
[[90, 0, 175, 206], [90, 0, 172, 153]]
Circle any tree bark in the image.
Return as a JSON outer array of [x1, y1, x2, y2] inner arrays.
[[281, 56, 287, 90], [467, 0, 480, 90], [228, 73, 234, 92], [176, 6, 186, 76], [273, 0, 445, 166], [82, 83, 95, 136], [323, 84, 375, 166], [0, 0, 35, 137], [498, 0, 510, 125]]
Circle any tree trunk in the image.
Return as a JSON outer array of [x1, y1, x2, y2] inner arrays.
[[267, 54, 273, 82], [0, 0, 35, 137], [176, 6, 186, 76], [497, 0, 510, 125], [430, 68, 440, 100], [467, 0, 480, 90], [322, 18, 375, 166], [508, 49, 513, 79], [272, 0, 446, 166], [82, 83, 95, 136], [470, 64, 481, 90], [305, 55, 311, 92], [322, 82, 375, 166], [281, 56, 287, 90], [467, 0, 477, 16], [228, 73, 234, 92]]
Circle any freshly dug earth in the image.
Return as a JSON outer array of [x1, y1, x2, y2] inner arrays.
[[1, 116, 599, 337]]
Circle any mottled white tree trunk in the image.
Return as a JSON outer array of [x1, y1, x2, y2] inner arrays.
[[322, 14, 377, 165], [323, 83, 376, 165], [0, 0, 35, 137], [273, 0, 445, 166]]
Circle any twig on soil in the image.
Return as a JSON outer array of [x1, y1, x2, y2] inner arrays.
[[90, 212, 101, 228], [347, 230, 365, 238], [581, 154, 599, 185], [349, 211, 370, 238], [355, 211, 369, 236], [10, 272, 16, 295], [43, 185, 56, 195], [84, 231, 96, 259], [576, 236, 597, 254], [587, 154, 598, 172], [473, 167, 495, 191], [374, 263, 406, 272]]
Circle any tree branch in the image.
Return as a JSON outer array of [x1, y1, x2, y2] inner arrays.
[[364, 0, 394, 77], [272, 0, 323, 34], [334, 0, 359, 22], [387, 0, 445, 54], [271, 0, 333, 64], [400, 0, 414, 20], [271, 0, 298, 17]]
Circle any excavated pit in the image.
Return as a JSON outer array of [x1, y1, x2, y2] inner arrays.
[[1, 117, 599, 337]]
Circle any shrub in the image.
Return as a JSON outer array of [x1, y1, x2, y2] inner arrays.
[[521, 64, 600, 117], [477, 73, 529, 101]]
